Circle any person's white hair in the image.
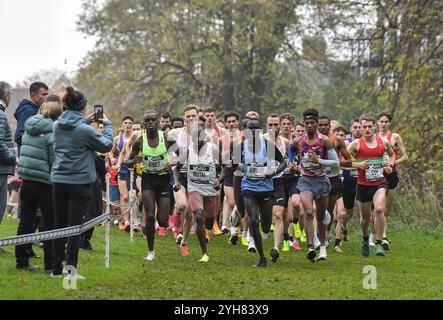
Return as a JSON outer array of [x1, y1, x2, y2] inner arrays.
[[0, 81, 12, 100]]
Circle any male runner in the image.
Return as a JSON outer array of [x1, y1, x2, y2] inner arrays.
[[347, 116, 395, 257], [128, 111, 171, 261], [375, 110, 408, 250], [173, 116, 221, 263], [294, 109, 340, 262], [109, 116, 134, 231]]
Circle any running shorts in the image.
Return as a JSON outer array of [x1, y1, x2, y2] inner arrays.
[[356, 183, 387, 203], [141, 173, 170, 199], [297, 175, 331, 200]]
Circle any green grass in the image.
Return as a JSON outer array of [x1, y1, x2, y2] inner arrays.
[[0, 218, 442, 300]]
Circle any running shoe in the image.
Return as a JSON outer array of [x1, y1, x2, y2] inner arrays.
[[317, 246, 327, 261], [199, 254, 210, 263], [306, 248, 316, 262], [361, 240, 370, 258], [247, 242, 257, 253], [212, 222, 222, 236], [294, 223, 302, 239], [176, 233, 184, 245], [270, 247, 280, 263], [325, 239, 330, 249], [229, 234, 239, 245], [382, 239, 390, 251], [221, 227, 230, 235], [158, 227, 166, 237], [241, 235, 249, 247], [180, 245, 190, 256], [375, 245, 386, 256], [124, 221, 131, 233], [133, 222, 141, 233], [292, 241, 301, 251], [282, 240, 290, 252], [314, 239, 321, 250], [334, 245, 343, 253], [301, 231, 307, 243], [255, 258, 267, 268], [144, 251, 155, 261]]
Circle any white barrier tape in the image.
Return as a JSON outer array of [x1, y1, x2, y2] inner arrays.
[[0, 214, 109, 248], [6, 202, 18, 207], [102, 198, 134, 209]]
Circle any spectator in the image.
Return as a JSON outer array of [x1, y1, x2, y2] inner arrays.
[[0, 81, 16, 231], [14, 82, 49, 154], [50, 87, 114, 278], [15, 101, 63, 272]]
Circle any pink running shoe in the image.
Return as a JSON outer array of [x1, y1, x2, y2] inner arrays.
[[292, 241, 301, 251], [159, 227, 166, 237], [180, 245, 190, 256]]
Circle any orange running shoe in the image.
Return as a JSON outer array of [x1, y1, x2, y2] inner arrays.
[[212, 221, 222, 236], [180, 245, 190, 256]]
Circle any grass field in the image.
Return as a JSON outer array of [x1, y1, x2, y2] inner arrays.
[[0, 218, 442, 300]]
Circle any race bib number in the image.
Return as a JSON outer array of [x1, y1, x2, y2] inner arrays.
[[301, 153, 321, 175], [246, 163, 267, 180], [145, 155, 166, 173], [365, 158, 384, 182], [189, 165, 210, 184]]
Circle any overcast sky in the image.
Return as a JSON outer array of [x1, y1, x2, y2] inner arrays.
[[0, 0, 96, 87]]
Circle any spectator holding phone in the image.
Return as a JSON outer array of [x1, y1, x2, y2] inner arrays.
[[50, 87, 114, 278]]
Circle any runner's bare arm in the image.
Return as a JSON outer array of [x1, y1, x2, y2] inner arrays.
[[383, 138, 396, 166], [337, 138, 352, 168], [127, 137, 143, 165], [108, 136, 119, 164], [394, 133, 408, 166]]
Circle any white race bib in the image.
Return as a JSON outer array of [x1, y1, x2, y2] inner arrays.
[[246, 163, 267, 180], [189, 165, 211, 184]]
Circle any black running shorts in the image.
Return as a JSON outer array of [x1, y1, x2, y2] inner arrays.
[[356, 183, 387, 203], [342, 178, 357, 210], [141, 173, 170, 199], [385, 171, 399, 190]]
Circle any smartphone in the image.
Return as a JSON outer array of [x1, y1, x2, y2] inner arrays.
[[94, 105, 104, 120]]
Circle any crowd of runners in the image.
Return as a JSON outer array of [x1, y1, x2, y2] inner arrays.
[[0, 81, 408, 276]]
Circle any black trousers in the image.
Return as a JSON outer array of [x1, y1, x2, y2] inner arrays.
[[15, 180, 54, 270], [81, 180, 103, 243], [52, 183, 92, 273]]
